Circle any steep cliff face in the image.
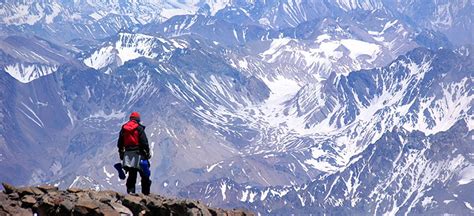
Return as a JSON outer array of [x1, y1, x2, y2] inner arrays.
[[0, 183, 254, 216]]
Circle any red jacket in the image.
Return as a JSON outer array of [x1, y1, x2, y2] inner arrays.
[[117, 120, 150, 158]]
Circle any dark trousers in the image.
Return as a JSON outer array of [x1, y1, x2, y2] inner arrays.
[[125, 167, 151, 195]]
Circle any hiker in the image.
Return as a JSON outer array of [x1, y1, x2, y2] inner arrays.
[[117, 111, 152, 195]]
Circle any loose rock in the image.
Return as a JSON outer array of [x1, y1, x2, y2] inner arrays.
[[0, 182, 255, 216]]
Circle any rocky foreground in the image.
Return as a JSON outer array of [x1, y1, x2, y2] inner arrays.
[[0, 183, 254, 216]]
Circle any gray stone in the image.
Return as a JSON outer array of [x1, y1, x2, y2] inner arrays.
[[36, 195, 58, 215], [0, 186, 254, 215], [21, 195, 36, 207], [7, 192, 19, 200], [2, 182, 16, 194], [17, 186, 44, 196], [109, 201, 133, 215], [122, 194, 147, 215], [73, 200, 100, 215], [59, 199, 75, 214], [95, 203, 120, 216], [67, 187, 83, 193], [91, 190, 119, 203], [37, 185, 58, 193], [188, 207, 203, 216]]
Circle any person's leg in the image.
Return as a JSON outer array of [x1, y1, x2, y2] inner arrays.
[[138, 169, 152, 195], [126, 168, 138, 194]]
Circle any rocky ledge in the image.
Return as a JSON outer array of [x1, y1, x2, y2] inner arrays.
[[1, 183, 254, 216]]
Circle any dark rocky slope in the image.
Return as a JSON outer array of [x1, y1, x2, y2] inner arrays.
[[0, 183, 253, 216]]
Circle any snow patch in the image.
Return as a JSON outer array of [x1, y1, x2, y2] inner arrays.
[[316, 34, 331, 43], [340, 39, 381, 61], [270, 188, 290, 197], [45, 2, 61, 24], [260, 189, 270, 201], [88, 110, 126, 120], [458, 165, 474, 185], [207, 161, 222, 172], [248, 191, 258, 203], [4, 63, 58, 83], [159, 0, 230, 19], [421, 196, 434, 208], [443, 199, 454, 204], [465, 202, 474, 211], [84, 33, 167, 70], [84, 46, 116, 70], [19, 102, 45, 128], [103, 166, 114, 178], [304, 147, 338, 173], [240, 190, 249, 202], [220, 181, 228, 200]]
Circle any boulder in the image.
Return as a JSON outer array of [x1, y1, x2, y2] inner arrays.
[[8, 192, 19, 200], [67, 188, 83, 193], [90, 190, 120, 203], [0, 201, 32, 216], [37, 185, 59, 193], [2, 182, 17, 194], [36, 194, 60, 215], [75, 191, 92, 200], [17, 186, 44, 196], [21, 195, 37, 207], [145, 196, 171, 215], [109, 202, 133, 215], [95, 204, 121, 216], [73, 200, 100, 215], [59, 199, 75, 215], [122, 194, 148, 215]]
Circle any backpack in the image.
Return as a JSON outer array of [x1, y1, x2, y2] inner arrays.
[[122, 120, 140, 147]]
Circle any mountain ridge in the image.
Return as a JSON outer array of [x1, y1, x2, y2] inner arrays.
[[0, 182, 254, 216], [0, 1, 472, 215], [178, 119, 473, 215]]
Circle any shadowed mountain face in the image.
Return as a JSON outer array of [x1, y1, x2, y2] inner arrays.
[[0, 1, 472, 215]]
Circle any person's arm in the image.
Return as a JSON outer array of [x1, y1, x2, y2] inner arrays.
[[117, 128, 125, 160], [138, 125, 151, 159]]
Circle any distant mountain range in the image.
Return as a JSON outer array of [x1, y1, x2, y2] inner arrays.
[[0, 0, 472, 215]]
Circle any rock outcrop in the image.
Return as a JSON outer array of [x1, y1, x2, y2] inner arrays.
[[0, 183, 254, 216]]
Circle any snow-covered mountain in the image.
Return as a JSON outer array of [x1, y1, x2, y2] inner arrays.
[[1, 0, 471, 43], [183, 119, 473, 215], [0, 0, 472, 215], [164, 46, 473, 205], [0, 0, 230, 42], [82, 32, 188, 70]]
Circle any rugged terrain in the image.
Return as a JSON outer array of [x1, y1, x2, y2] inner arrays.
[[0, 183, 253, 216], [0, 0, 472, 215]]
